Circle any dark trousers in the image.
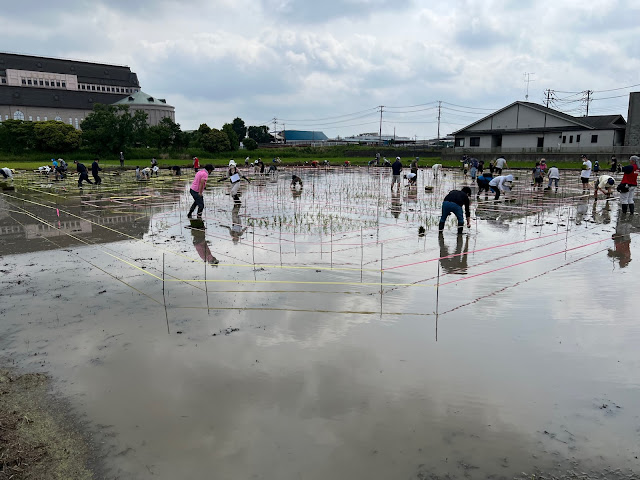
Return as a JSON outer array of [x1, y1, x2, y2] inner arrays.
[[78, 172, 93, 187], [439, 201, 464, 234], [93, 173, 101, 185], [188, 189, 204, 217], [490, 186, 501, 200]]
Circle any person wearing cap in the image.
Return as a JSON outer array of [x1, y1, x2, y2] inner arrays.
[[618, 155, 639, 214], [219, 160, 251, 204], [580, 154, 592, 193], [188, 164, 214, 218], [438, 186, 472, 234], [391, 157, 403, 191], [193, 156, 200, 172], [593, 174, 615, 199], [488, 174, 514, 200]]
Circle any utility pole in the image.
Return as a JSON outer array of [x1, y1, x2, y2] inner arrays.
[[378, 106, 384, 145], [544, 89, 553, 108], [524, 72, 535, 101], [585, 90, 593, 116], [272, 117, 277, 143], [283, 123, 286, 144], [437, 100, 442, 141]]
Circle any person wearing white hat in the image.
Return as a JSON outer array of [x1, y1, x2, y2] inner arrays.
[[488, 174, 514, 200], [219, 160, 251, 204]]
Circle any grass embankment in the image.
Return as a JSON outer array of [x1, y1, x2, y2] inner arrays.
[[0, 370, 94, 479]]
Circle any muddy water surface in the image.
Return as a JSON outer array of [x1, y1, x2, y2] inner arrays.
[[1, 168, 639, 479]]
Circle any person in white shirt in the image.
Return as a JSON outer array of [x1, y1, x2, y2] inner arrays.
[[488, 174, 514, 200], [494, 156, 508, 175], [1, 167, 13, 179], [580, 154, 592, 193], [545, 166, 560, 192], [594, 175, 615, 199]]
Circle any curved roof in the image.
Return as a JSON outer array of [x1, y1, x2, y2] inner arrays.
[[113, 91, 173, 107]]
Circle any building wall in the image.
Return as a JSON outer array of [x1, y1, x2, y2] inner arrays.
[[0, 105, 89, 129], [467, 104, 578, 132], [625, 91, 640, 147]]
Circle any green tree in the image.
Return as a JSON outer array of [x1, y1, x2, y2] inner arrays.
[[0, 120, 36, 153], [247, 125, 273, 143], [222, 123, 239, 150], [146, 117, 183, 150], [34, 121, 81, 152], [231, 117, 246, 141], [80, 104, 148, 154], [201, 128, 231, 153], [242, 137, 258, 150]]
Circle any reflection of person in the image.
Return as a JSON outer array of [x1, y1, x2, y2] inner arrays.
[[190, 222, 219, 264], [438, 186, 472, 234], [91, 158, 102, 185], [575, 201, 588, 225], [593, 174, 615, 199], [489, 174, 513, 200], [188, 164, 214, 219], [390, 191, 401, 219], [438, 231, 469, 275], [591, 201, 611, 225], [607, 214, 631, 268], [619, 155, 639, 214], [223, 204, 248, 244]]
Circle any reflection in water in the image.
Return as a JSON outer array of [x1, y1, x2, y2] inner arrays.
[[291, 187, 302, 199], [390, 192, 401, 219], [575, 201, 588, 225], [608, 213, 631, 268], [438, 232, 469, 275], [189, 220, 218, 264], [591, 201, 611, 224], [223, 204, 248, 244]]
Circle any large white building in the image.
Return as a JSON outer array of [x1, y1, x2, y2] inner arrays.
[[452, 101, 626, 153], [0, 53, 174, 128]]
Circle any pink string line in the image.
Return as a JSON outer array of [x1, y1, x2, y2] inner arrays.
[[438, 236, 611, 286]]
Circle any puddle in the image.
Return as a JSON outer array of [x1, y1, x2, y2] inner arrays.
[[1, 168, 639, 479]]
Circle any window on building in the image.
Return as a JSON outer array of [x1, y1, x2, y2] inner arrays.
[[69, 118, 73, 125], [101, 86, 105, 91], [21, 79, 26, 84], [28, 116, 32, 121], [1, 78, 6, 84], [576, 134, 581, 143], [92, 85, 96, 90], [470, 137, 480, 147], [55, 116, 62, 121], [562, 136, 566, 143], [75, 118, 79, 129], [39, 80, 44, 86], [56, 81, 61, 87], [36, 116, 40, 121], [591, 134, 598, 143], [569, 135, 573, 143], [455, 138, 465, 147], [27, 79, 32, 85], [13, 111, 24, 120], [43, 116, 47, 121], [45, 80, 49, 86], [61, 81, 66, 87], [537, 137, 544, 148]]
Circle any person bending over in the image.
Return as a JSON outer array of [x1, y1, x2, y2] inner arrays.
[[438, 186, 472, 235]]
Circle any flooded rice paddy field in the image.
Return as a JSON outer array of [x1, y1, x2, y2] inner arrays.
[[1, 166, 639, 479]]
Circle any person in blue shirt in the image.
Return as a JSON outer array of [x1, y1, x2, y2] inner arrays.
[[438, 187, 472, 235], [476, 172, 493, 198]]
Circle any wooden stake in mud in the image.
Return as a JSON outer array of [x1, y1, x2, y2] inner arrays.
[[205, 251, 210, 316], [330, 216, 333, 269], [380, 242, 383, 314], [435, 257, 440, 342], [163, 253, 170, 334], [360, 226, 364, 283]]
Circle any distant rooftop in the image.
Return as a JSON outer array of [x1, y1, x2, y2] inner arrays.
[[113, 91, 172, 106]]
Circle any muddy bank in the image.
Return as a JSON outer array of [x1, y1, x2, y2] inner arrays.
[[0, 368, 97, 480]]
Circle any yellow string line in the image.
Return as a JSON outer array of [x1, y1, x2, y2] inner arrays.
[[1, 192, 384, 273]]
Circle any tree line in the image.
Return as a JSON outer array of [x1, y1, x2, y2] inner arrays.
[[0, 104, 274, 155]]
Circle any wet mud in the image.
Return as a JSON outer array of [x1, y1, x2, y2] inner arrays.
[[0, 167, 639, 479]]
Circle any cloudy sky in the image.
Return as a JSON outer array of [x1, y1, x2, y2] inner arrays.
[[2, 0, 639, 139]]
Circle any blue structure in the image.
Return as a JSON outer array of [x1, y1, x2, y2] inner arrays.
[[281, 130, 328, 142]]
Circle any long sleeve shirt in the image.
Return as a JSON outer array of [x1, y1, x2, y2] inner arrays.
[[443, 190, 470, 218]]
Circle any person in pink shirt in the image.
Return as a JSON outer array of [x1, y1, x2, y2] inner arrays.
[[188, 164, 214, 219]]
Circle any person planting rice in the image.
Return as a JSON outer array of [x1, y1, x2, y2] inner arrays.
[[545, 165, 560, 192], [74, 160, 93, 188], [618, 155, 639, 214], [489, 174, 514, 200], [291, 174, 303, 188], [405, 172, 417, 186], [188, 164, 214, 219], [438, 186, 472, 235], [1, 167, 13, 179], [219, 160, 251, 204], [476, 172, 493, 198], [391, 157, 403, 191], [593, 174, 616, 199]]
